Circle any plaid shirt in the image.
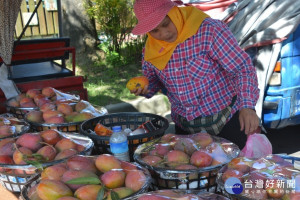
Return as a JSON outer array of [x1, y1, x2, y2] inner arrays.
[[142, 18, 259, 126]]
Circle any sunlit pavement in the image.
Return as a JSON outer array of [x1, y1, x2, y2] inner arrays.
[[0, 185, 18, 200]]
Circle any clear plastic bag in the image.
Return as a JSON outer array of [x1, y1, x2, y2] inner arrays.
[[240, 133, 272, 158]]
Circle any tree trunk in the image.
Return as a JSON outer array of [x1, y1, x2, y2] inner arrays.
[[60, 0, 99, 68]]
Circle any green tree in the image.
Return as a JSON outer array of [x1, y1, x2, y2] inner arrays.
[[86, 0, 137, 53]]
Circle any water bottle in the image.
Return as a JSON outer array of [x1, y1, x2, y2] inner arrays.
[[109, 126, 130, 162]]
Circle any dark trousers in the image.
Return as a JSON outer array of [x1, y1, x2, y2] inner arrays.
[[175, 111, 247, 150]]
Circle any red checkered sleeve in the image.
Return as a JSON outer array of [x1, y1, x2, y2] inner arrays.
[[208, 21, 259, 109]]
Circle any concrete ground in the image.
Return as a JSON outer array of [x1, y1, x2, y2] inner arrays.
[[0, 185, 18, 200], [104, 94, 175, 134]]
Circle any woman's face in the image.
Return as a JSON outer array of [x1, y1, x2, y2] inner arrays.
[[149, 16, 178, 43]]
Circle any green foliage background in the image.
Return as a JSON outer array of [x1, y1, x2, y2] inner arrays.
[[81, 0, 147, 107]]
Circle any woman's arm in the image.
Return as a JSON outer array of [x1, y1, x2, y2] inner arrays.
[[208, 20, 260, 134]]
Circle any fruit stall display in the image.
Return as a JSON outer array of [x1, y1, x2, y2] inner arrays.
[[24, 99, 107, 133], [5, 87, 80, 119], [0, 113, 30, 140], [216, 154, 300, 200], [80, 112, 169, 161], [133, 132, 240, 192], [132, 189, 230, 200], [20, 154, 151, 200], [5, 87, 107, 133], [5, 87, 107, 127], [0, 130, 93, 192]]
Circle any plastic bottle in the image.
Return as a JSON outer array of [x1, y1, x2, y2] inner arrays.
[[109, 126, 130, 162]]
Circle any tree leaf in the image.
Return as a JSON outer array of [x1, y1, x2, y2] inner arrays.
[[111, 190, 120, 200], [24, 160, 43, 171], [96, 186, 106, 200], [31, 153, 47, 162], [66, 177, 101, 185]]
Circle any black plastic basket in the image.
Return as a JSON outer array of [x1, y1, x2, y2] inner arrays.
[[5, 97, 38, 119], [0, 113, 30, 140], [216, 154, 300, 200], [25, 106, 108, 133], [20, 156, 152, 200], [132, 189, 230, 200], [133, 134, 240, 192], [80, 112, 169, 161], [27, 120, 83, 133], [149, 166, 220, 192], [0, 132, 93, 193]]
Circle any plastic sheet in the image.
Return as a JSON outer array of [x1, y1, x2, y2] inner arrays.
[[240, 133, 272, 159], [0, 113, 30, 139], [216, 154, 300, 200], [133, 132, 240, 191]]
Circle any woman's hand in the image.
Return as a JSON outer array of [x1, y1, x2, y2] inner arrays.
[[239, 108, 259, 135], [129, 85, 149, 96]]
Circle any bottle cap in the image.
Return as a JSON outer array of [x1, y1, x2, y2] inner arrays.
[[112, 126, 122, 132]]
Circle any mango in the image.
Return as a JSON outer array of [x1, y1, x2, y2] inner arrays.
[[67, 156, 97, 173], [0, 155, 14, 172], [55, 138, 77, 152], [0, 139, 15, 156], [165, 150, 190, 167], [26, 111, 44, 123], [75, 101, 90, 112], [40, 102, 56, 112], [57, 103, 73, 115], [26, 89, 41, 98], [125, 170, 147, 192], [36, 145, 57, 161], [13, 146, 33, 164], [28, 185, 42, 200], [64, 112, 79, 123], [95, 154, 122, 173], [16, 133, 43, 152], [57, 197, 79, 200], [106, 187, 134, 200], [74, 185, 102, 200], [100, 169, 126, 189], [41, 164, 68, 181], [36, 180, 73, 200], [190, 150, 213, 168], [126, 76, 149, 91], [54, 149, 78, 160], [40, 130, 61, 145], [94, 123, 112, 136], [61, 170, 98, 191], [42, 87, 56, 98], [72, 112, 94, 122]]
